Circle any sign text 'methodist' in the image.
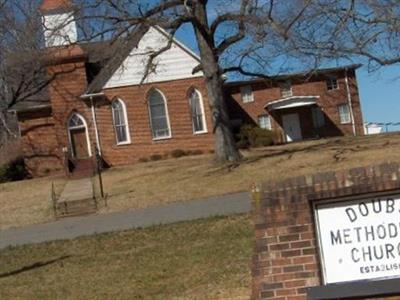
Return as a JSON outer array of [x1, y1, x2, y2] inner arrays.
[[330, 199, 400, 263]]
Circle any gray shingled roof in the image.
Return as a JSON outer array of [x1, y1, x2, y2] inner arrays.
[[225, 64, 362, 87]]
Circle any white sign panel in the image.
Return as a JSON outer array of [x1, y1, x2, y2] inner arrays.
[[315, 195, 400, 284]]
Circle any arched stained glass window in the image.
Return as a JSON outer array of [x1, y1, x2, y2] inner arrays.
[[148, 89, 171, 139], [188, 89, 207, 133], [68, 114, 85, 129], [112, 99, 131, 144]]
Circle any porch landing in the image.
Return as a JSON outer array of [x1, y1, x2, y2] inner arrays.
[[56, 177, 97, 217]]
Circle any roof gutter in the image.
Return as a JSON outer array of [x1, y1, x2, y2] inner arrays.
[[344, 68, 357, 136], [8, 104, 52, 114], [80, 92, 104, 156], [80, 92, 105, 99]]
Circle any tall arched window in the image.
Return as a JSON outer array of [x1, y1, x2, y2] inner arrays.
[[112, 99, 131, 144], [148, 89, 171, 139], [188, 89, 207, 134]]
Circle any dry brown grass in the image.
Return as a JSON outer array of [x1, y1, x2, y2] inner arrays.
[[2, 133, 400, 230], [0, 215, 252, 300], [98, 133, 400, 214], [0, 177, 66, 230]]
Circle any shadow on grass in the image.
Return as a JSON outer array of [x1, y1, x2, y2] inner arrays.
[[240, 136, 385, 166], [0, 255, 71, 279]]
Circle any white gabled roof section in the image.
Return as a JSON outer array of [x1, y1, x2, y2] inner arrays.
[[266, 96, 320, 111], [104, 27, 202, 89]]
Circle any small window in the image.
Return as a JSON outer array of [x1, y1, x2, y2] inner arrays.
[[280, 81, 292, 98], [327, 77, 339, 90], [312, 106, 325, 128], [258, 115, 272, 130], [338, 104, 351, 124], [188, 89, 207, 134], [112, 99, 131, 145], [240, 85, 254, 103], [148, 89, 171, 139]]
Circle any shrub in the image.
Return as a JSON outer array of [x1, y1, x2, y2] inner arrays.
[[189, 149, 203, 156], [236, 124, 277, 148], [138, 157, 149, 163], [0, 158, 29, 183], [170, 149, 187, 158], [187, 149, 204, 155], [149, 154, 163, 161]]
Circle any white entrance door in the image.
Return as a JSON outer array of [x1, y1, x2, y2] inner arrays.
[[282, 113, 302, 142]]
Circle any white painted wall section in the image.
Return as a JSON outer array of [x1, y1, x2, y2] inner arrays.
[[42, 13, 78, 47], [104, 27, 203, 88]]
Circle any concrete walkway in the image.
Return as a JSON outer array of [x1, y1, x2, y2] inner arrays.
[[0, 192, 251, 250], [58, 178, 93, 203]]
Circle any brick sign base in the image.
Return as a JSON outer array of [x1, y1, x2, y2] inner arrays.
[[251, 162, 400, 300]]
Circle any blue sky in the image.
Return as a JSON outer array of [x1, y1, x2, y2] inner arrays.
[[357, 66, 400, 124]]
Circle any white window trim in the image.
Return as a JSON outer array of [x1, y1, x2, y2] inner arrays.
[[280, 81, 293, 98], [327, 77, 339, 91], [148, 89, 172, 140], [189, 89, 208, 135], [338, 104, 351, 124], [240, 85, 254, 103], [67, 113, 92, 158], [112, 98, 131, 146], [258, 114, 272, 130]]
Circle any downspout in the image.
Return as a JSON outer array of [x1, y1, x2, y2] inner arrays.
[[344, 68, 357, 136], [90, 96, 102, 156]]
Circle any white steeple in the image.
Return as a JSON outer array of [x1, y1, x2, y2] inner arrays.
[[40, 0, 78, 47]]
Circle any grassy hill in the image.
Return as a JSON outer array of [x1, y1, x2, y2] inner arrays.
[[1, 133, 400, 229]]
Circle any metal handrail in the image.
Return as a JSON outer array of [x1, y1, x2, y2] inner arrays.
[[51, 182, 57, 217]]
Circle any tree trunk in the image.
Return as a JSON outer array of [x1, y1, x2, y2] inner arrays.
[[204, 72, 241, 163], [192, 1, 241, 163]]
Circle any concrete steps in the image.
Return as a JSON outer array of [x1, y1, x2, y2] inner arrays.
[[55, 177, 98, 218], [57, 198, 97, 218]]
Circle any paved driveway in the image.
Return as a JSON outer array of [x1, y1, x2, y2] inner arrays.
[[0, 192, 251, 249]]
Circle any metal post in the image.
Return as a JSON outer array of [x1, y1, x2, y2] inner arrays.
[[51, 182, 57, 218], [95, 147, 105, 199]]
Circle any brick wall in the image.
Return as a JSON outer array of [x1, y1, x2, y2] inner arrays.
[[226, 69, 364, 140], [98, 77, 215, 166], [18, 109, 63, 176], [252, 162, 400, 300], [46, 51, 97, 169]]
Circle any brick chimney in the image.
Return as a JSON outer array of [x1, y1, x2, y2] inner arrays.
[[40, 0, 78, 48]]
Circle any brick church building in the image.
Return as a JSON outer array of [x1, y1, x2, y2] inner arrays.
[[12, 0, 364, 177]]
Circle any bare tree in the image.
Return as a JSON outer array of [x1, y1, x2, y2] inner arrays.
[[75, 0, 317, 163], [0, 0, 50, 141], [283, 0, 400, 72]]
